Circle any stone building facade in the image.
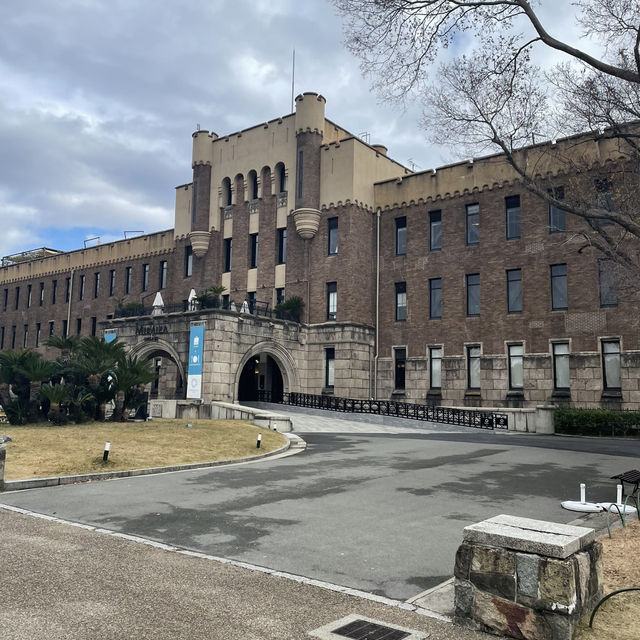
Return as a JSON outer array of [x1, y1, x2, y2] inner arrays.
[[0, 93, 638, 409]]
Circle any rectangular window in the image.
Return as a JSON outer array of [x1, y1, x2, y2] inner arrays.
[[395, 282, 407, 321], [11, 326, 16, 349], [507, 269, 523, 313], [142, 264, 149, 292], [552, 342, 570, 390], [466, 203, 479, 245], [275, 287, 285, 306], [76, 318, 82, 335], [65, 277, 71, 303], [0, 327, 4, 350], [49, 321, 54, 337], [551, 264, 568, 310], [39, 283, 44, 306], [429, 278, 442, 319], [326, 282, 337, 321], [52, 280, 57, 304], [184, 246, 193, 277], [35, 323, 40, 348], [277, 228, 287, 264], [506, 195, 521, 239], [297, 150, 304, 199], [3, 288, 8, 311], [93, 272, 101, 298], [594, 179, 615, 227], [23, 324, 28, 348], [328, 217, 338, 255], [249, 233, 259, 269], [125, 267, 132, 295], [429, 210, 441, 251], [394, 347, 406, 391], [602, 340, 621, 390], [467, 345, 481, 389], [91, 317, 97, 336], [224, 238, 232, 272], [549, 186, 566, 232], [222, 294, 230, 308], [466, 273, 480, 316], [508, 344, 524, 390], [430, 346, 442, 390], [395, 216, 407, 256], [62, 319, 68, 337], [109, 270, 116, 296], [159, 261, 167, 290], [27, 284, 32, 308], [598, 260, 617, 307], [79, 275, 85, 300], [14, 287, 20, 310], [325, 347, 335, 388]]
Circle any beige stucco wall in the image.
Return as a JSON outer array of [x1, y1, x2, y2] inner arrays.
[[374, 132, 632, 209], [174, 183, 192, 238]]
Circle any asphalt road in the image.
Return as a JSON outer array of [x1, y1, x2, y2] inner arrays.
[[2, 420, 638, 601]]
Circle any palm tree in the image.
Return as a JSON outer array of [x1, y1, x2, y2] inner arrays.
[[110, 354, 156, 422], [39, 383, 72, 425], [46, 335, 81, 364], [15, 356, 60, 423]]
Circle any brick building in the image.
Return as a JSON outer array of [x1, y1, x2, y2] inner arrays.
[[1, 93, 638, 409]]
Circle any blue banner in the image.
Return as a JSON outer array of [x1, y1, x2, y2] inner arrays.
[[187, 324, 204, 399]]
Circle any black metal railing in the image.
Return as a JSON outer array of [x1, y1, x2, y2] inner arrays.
[[114, 298, 300, 323], [256, 390, 509, 430]]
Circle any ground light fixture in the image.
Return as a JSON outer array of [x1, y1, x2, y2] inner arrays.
[[256, 433, 262, 449], [102, 441, 110, 463]]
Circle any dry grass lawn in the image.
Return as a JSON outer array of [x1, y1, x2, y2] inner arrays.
[[575, 519, 640, 640], [1, 419, 287, 480]]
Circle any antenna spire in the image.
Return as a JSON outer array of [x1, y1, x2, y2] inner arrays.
[[291, 49, 296, 112]]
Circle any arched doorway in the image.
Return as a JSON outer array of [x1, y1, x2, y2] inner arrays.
[[128, 340, 186, 399], [238, 354, 284, 402]]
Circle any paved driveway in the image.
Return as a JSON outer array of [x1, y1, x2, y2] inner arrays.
[[2, 408, 638, 601]]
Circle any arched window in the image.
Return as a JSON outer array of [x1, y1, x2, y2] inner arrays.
[[261, 166, 272, 198], [275, 162, 286, 194], [248, 170, 258, 200], [234, 173, 245, 205], [221, 177, 232, 207]]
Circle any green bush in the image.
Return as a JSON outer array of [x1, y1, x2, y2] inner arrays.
[[555, 408, 640, 438]]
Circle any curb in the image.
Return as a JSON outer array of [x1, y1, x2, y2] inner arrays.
[[1, 432, 307, 492]]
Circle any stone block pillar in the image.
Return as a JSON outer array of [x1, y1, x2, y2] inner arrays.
[[0, 442, 5, 491], [454, 514, 602, 640]]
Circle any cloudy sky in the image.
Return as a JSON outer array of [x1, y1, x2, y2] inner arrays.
[[0, 0, 585, 259]]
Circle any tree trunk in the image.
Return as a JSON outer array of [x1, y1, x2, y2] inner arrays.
[[28, 381, 42, 424], [112, 390, 126, 422]]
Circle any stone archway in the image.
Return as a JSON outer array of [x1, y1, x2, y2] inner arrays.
[[129, 339, 187, 400], [234, 341, 299, 403]]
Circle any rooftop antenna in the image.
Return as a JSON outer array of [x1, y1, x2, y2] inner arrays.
[[359, 132, 371, 145], [291, 49, 296, 113], [407, 158, 421, 172]]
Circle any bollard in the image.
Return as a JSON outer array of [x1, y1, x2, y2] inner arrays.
[[103, 441, 111, 463], [256, 433, 262, 449], [0, 442, 5, 492]]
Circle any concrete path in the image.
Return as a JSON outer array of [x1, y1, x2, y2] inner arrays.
[[0, 507, 494, 640], [2, 413, 637, 602]]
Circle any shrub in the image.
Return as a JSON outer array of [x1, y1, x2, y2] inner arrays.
[[555, 408, 640, 438]]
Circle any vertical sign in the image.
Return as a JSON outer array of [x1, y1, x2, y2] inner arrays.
[[187, 323, 205, 399]]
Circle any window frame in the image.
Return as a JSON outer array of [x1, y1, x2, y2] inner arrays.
[[466, 203, 480, 246], [142, 264, 149, 292], [223, 238, 232, 272], [601, 339, 621, 391], [328, 217, 338, 255], [429, 277, 442, 319], [184, 246, 193, 278], [505, 195, 521, 240], [552, 342, 571, 391], [548, 186, 566, 233], [598, 259, 617, 307], [109, 269, 116, 297], [429, 346, 443, 390], [325, 347, 335, 389], [466, 273, 480, 317], [94, 273, 100, 299], [550, 263, 568, 310], [395, 281, 407, 322], [394, 347, 407, 391], [249, 233, 259, 269], [395, 216, 407, 256], [507, 268, 523, 313], [159, 261, 167, 290], [277, 228, 287, 264], [429, 210, 441, 251], [326, 281, 337, 321], [467, 345, 481, 390], [508, 343, 524, 390], [79, 275, 85, 300]]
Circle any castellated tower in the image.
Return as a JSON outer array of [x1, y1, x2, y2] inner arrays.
[[189, 128, 218, 257]]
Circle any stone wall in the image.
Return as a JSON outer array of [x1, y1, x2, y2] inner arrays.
[[454, 515, 603, 640]]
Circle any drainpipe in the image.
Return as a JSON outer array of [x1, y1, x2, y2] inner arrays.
[[66, 269, 75, 337], [374, 207, 381, 400]]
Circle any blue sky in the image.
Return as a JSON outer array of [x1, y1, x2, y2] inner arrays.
[[0, 0, 580, 258]]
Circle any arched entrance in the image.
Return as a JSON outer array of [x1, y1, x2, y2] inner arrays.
[[238, 354, 284, 402], [129, 340, 186, 399], [235, 342, 298, 403]]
